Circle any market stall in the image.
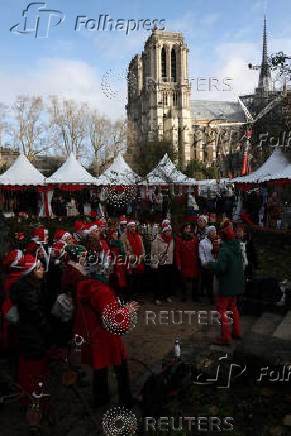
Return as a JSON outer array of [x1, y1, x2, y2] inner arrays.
[[0, 154, 45, 217], [46, 153, 98, 217]]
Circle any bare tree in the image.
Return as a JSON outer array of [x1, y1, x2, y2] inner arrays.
[[87, 110, 112, 175], [12, 96, 49, 160], [48, 96, 89, 158]]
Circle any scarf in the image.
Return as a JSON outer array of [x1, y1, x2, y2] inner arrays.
[[161, 233, 172, 244], [126, 231, 142, 256]]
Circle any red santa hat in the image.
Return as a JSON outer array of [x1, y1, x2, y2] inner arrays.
[[26, 241, 38, 255], [162, 224, 172, 233], [51, 241, 66, 260], [18, 254, 40, 275], [162, 219, 171, 227], [127, 220, 135, 227], [32, 226, 48, 243], [54, 229, 71, 242], [74, 221, 85, 232], [119, 216, 127, 225], [83, 223, 98, 235], [3, 249, 23, 270]]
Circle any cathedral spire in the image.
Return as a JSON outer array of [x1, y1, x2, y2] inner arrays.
[[257, 15, 272, 93]]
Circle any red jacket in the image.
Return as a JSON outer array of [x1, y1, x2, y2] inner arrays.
[[175, 234, 200, 279], [73, 279, 129, 370]]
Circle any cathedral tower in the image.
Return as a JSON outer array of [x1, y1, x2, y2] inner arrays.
[[127, 27, 192, 168]]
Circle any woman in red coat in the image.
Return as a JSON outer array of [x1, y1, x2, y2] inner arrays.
[[73, 273, 138, 407], [1, 249, 23, 351], [176, 223, 200, 301]]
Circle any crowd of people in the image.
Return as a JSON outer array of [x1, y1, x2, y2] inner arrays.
[[0, 212, 259, 424]]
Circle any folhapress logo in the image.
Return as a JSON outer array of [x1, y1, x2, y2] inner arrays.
[[10, 2, 65, 38]]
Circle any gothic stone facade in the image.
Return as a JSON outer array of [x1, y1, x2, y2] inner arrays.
[[126, 28, 244, 170]]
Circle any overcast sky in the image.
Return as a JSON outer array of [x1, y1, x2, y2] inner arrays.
[[1, 0, 291, 120]]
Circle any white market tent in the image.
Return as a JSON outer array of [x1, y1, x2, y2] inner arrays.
[[46, 153, 98, 185], [259, 160, 291, 182], [140, 154, 195, 185], [232, 148, 290, 184], [0, 153, 45, 186], [95, 153, 141, 186]]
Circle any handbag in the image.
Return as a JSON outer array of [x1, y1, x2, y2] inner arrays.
[[51, 293, 74, 323], [6, 306, 19, 324]]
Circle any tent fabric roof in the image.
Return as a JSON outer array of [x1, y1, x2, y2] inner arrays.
[[140, 154, 195, 185], [260, 163, 291, 181], [96, 153, 141, 186], [46, 153, 97, 185], [232, 148, 290, 184], [0, 153, 45, 186]]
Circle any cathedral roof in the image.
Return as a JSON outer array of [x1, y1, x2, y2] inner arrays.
[[190, 100, 246, 121]]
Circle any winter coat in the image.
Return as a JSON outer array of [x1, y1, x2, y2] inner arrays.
[[207, 239, 245, 296], [73, 278, 129, 370], [199, 237, 215, 267], [1, 272, 22, 350], [151, 235, 174, 269], [175, 234, 199, 279], [10, 275, 52, 359]]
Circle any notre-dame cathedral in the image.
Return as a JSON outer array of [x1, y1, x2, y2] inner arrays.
[[126, 18, 288, 175], [126, 25, 245, 172]]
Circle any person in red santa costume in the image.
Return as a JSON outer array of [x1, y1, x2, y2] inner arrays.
[[121, 220, 145, 299], [176, 223, 200, 302], [73, 270, 139, 407], [85, 222, 109, 252], [26, 226, 49, 270], [107, 228, 127, 298], [10, 255, 53, 405], [1, 249, 23, 352], [53, 229, 74, 246]]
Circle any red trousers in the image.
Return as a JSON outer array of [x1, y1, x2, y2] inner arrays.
[[215, 296, 241, 343]]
